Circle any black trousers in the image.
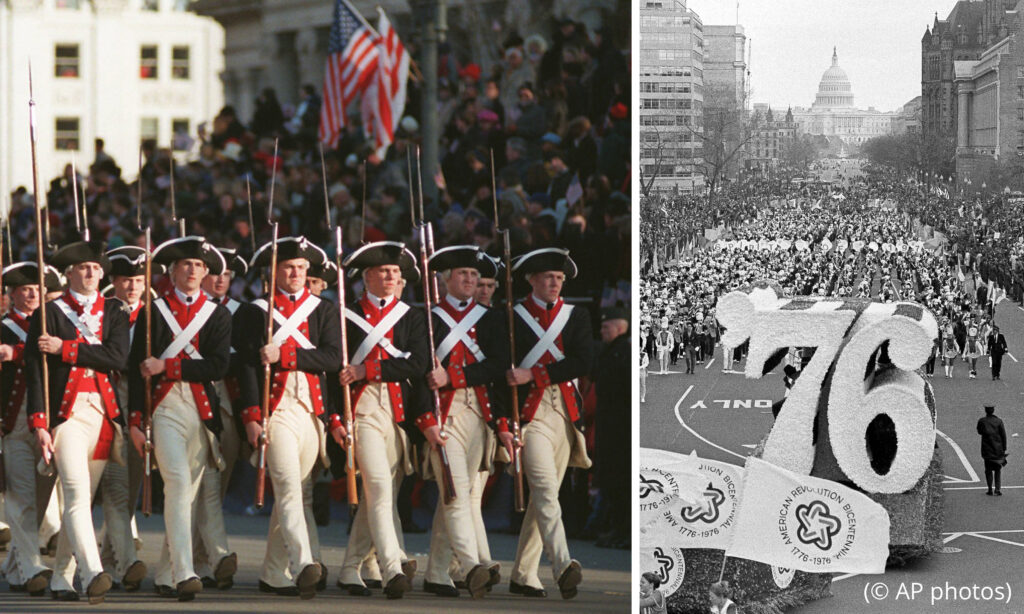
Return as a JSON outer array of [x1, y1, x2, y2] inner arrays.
[[992, 353, 1003, 378], [984, 459, 1003, 491]]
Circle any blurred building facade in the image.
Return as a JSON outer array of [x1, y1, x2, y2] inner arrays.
[[639, 0, 705, 194], [0, 0, 224, 199], [746, 104, 796, 172]]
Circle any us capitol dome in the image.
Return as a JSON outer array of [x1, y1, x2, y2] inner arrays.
[[812, 47, 855, 109]]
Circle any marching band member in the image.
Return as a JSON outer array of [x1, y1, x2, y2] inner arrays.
[[0, 263, 61, 596], [506, 248, 592, 600], [336, 242, 426, 600], [420, 246, 507, 598], [127, 237, 233, 601], [238, 237, 337, 599], [27, 241, 130, 604]]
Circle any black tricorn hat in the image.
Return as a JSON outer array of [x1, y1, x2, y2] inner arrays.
[[601, 306, 629, 322], [511, 247, 577, 279], [428, 245, 499, 278], [343, 241, 419, 284], [308, 260, 339, 285], [50, 240, 111, 274], [250, 236, 328, 269], [152, 236, 226, 275], [2, 262, 63, 291], [217, 247, 248, 277], [107, 246, 164, 278]]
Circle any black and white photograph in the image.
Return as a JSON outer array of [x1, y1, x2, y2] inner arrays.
[[640, 1, 1024, 612]]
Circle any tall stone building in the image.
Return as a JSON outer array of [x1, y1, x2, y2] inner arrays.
[[639, 0, 705, 193], [703, 25, 746, 112], [921, 0, 1017, 138], [746, 105, 796, 173], [0, 0, 223, 198]]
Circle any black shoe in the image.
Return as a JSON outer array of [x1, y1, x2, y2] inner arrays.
[[176, 576, 202, 602], [86, 572, 113, 605], [213, 553, 237, 590], [987, 490, 994, 495], [155, 584, 177, 598], [296, 563, 321, 600], [557, 560, 582, 600], [258, 580, 299, 596], [384, 573, 411, 600], [465, 564, 491, 599], [121, 560, 147, 592], [40, 534, 57, 557], [201, 577, 218, 588], [363, 579, 382, 589], [51, 589, 79, 601], [316, 562, 327, 592], [510, 581, 547, 597], [26, 569, 52, 596], [401, 559, 417, 580], [486, 563, 500, 591], [336, 582, 371, 597], [996, 490, 1003, 495], [423, 580, 459, 597]]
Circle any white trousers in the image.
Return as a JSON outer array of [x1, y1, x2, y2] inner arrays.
[[192, 382, 237, 578], [511, 386, 573, 586], [50, 392, 109, 591], [98, 430, 141, 579], [259, 396, 320, 586], [424, 392, 489, 586], [152, 383, 210, 586], [350, 474, 406, 584], [0, 402, 53, 584], [338, 384, 406, 585]]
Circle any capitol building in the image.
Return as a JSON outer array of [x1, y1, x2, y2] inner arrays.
[[789, 48, 897, 147]]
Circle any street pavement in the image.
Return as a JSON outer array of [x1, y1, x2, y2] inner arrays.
[[642, 299, 1024, 614], [0, 509, 629, 613]]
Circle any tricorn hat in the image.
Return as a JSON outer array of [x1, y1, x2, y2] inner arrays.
[[428, 245, 498, 278], [308, 260, 339, 286], [50, 240, 111, 274], [107, 245, 164, 278], [511, 247, 577, 279], [343, 241, 419, 284], [217, 247, 249, 277], [2, 262, 63, 291], [152, 236, 226, 275], [250, 236, 327, 269]]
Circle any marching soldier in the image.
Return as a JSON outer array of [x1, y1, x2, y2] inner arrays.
[[336, 241, 427, 600], [306, 260, 337, 297], [0, 262, 61, 596], [506, 247, 592, 600], [27, 241, 130, 604], [420, 246, 508, 598], [473, 254, 500, 307], [191, 247, 247, 589], [237, 236, 336, 599], [97, 246, 149, 591], [127, 236, 233, 601]]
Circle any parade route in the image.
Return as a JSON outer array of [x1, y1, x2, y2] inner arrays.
[[0, 513, 630, 613], [641, 299, 1024, 613]]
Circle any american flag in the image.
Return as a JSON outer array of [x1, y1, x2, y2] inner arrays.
[[364, 8, 409, 151], [319, 0, 379, 147]]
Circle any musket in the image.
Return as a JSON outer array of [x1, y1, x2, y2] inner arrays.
[[136, 147, 144, 231], [28, 61, 51, 456], [169, 150, 185, 236], [491, 150, 525, 512], [412, 147, 456, 504], [71, 152, 89, 241], [360, 160, 368, 244], [141, 227, 154, 516], [0, 193, 6, 493], [245, 176, 257, 254], [254, 139, 279, 510], [320, 146, 357, 510]]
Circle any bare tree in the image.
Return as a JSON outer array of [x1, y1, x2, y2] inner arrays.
[[693, 85, 756, 207]]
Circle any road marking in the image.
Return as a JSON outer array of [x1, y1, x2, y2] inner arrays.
[[944, 484, 1024, 491], [673, 386, 747, 462], [936, 429, 980, 483], [965, 533, 1024, 549], [1008, 352, 1018, 363], [704, 357, 715, 369], [834, 533, 963, 583]]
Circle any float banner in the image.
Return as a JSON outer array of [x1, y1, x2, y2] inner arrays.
[[727, 458, 890, 574], [639, 448, 743, 550]]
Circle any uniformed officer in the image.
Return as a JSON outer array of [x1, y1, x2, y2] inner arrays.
[[336, 241, 427, 600], [473, 254, 500, 307], [190, 247, 247, 589], [0, 262, 61, 596], [306, 260, 337, 297], [506, 247, 592, 600], [97, 246, 150, 592], [127, 236, 233, 602], [238, 236, 336, 599], [420, 246, 508, 598], [27, 240, 130, 604]]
